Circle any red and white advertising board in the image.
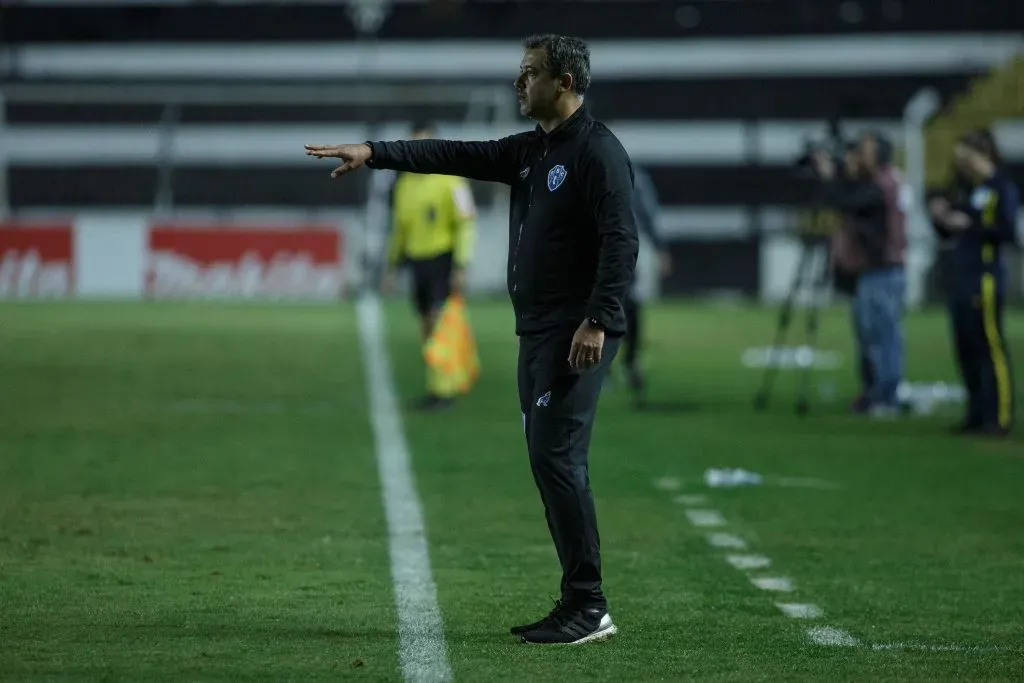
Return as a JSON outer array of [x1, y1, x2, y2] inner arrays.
[[0, 222, 75, 298], [146, 224, 344, 300]]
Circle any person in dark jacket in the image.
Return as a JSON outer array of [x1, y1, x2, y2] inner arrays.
[[622, 164, 671, 401], [306, 34, 639, 645], [929, 128, 1019, 437]]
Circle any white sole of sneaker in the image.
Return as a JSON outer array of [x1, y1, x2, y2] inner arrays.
[[570, 620, 618, 645]]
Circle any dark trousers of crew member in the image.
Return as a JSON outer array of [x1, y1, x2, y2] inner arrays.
[[949, 269, 1015, 431], [622, 293, 641, 369], [517, 325, 622, 608]]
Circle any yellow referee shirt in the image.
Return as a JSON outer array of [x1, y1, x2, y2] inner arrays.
[[387, 173, 477, 267]]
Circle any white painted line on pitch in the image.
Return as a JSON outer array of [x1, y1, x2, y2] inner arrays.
[[870, 641, 1020, 653], [807, 626, 860, 647], [769, 476, 842, 490], [673, 494, 709, 506], [750, 576, 794, 592], [726, 554, 771, 570], [654, 476, 683, 491], [685, 509, 727, 527], [706, 532, 748, 549], [776, 603, 823, 619], [357, 294, 452, 683]]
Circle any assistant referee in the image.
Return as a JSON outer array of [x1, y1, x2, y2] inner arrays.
[[307, 34, 639, 646], [381, 120, 478, 410]]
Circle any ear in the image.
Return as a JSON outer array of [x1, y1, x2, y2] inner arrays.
[[557, 72, 574, 94]]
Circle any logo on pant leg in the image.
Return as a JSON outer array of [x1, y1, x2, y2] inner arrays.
[[536, 390, 551, 407]]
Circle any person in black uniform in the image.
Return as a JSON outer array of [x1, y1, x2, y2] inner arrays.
[[621, 164, 672, 402], [929, 128, 1019, 436], [306, 34, 639, 645]]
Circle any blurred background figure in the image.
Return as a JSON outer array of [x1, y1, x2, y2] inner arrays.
[[813, 131, 908, 417], [930, 129, 1020, 436], [381, 120, 478, 411], [831, 142, 876, 410], [622, 163, 672, 404]]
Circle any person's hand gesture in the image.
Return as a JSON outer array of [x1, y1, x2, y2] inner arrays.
[[304, 143, 373, 178]]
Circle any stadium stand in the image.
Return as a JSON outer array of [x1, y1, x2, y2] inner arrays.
[[2, 0, 1022, 299]]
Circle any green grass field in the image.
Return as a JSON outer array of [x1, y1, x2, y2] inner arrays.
[[2, 299, 1023, 682]]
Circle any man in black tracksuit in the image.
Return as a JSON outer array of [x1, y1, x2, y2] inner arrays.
[[306, 34, 639, 645]]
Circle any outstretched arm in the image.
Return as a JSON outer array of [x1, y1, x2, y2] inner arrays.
[[306, 133, 526, 185], [367, 136, 527, 185]]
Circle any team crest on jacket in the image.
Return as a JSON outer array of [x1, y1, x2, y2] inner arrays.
[[547, 164, 567, 191]]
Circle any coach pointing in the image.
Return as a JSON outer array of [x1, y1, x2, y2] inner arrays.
[[306, 34, 639, 645]]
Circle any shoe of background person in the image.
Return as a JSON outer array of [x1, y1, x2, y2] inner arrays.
[[950, 420, 982, 435], [974, 424, 1011, 439], [412, 394, 453, 412], [868, 404, 900, 420]]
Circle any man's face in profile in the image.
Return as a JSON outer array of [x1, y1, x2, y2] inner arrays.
[[515, 48, 561, 119]]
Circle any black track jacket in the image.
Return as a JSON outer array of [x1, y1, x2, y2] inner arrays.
[[366, 105, 639, 336]]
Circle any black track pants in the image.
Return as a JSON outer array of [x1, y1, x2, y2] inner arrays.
[[517, 326, 621, 607]]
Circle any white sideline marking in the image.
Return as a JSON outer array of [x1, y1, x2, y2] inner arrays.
[[750, 576, 794, 592], [776, 603, 823, 619], [673, 494, 708, 506], [770, 476, 842, 490], [871, 642, 1020, 653], [654, 476, 683, 491], [357, 295, 452, 683], [726, 554, 771, 570], [807, 626, 860, 647], [685, 509, 727, 527], [706, 532, 747, 549]]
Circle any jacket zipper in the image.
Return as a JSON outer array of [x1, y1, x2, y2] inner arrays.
[[512, 148, 546, 300]]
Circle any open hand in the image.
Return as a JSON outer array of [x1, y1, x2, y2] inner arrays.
[[568, 320, 605, 371], [304, 143, 372, 178]]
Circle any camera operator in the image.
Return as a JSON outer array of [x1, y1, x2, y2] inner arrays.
[[829, 143, 874, 412], [812, 131, 907, 417]]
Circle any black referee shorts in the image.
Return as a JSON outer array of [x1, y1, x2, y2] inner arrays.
[[408, 251, 453, 317]]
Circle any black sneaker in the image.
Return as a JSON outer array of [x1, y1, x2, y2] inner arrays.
[[975, 424, 1011, 438], [519, 604, 617, 645], [951, 420, 982, 435], [509, 599, 565, 636], [412, 394, 453, 412]]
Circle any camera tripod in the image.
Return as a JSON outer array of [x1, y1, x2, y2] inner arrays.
[[753, 231, 835, 416]]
